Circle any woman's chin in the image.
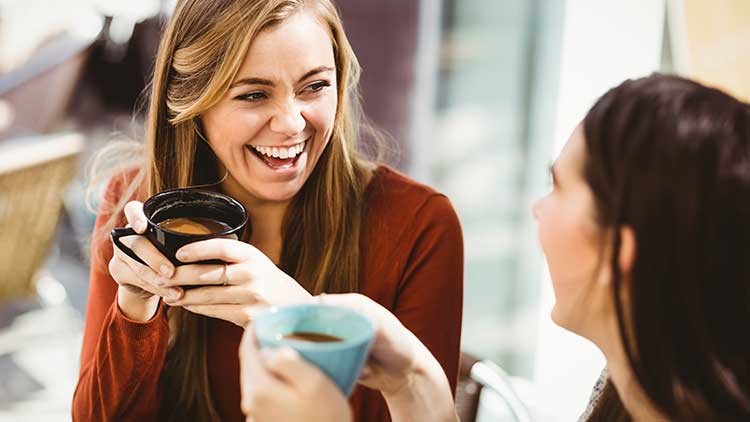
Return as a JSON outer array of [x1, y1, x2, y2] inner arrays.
[[251, 183, 304, 204], [551, 305, 593, 339], [550, 305, 574, 331]]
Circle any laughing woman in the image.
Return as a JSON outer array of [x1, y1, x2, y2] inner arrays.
[[72, 1, 463, 421]]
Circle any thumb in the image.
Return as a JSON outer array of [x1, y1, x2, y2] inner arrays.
[[124, 201, 148, 233], [262, 347, 330, 388]]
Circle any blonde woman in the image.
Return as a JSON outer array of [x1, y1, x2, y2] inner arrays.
[[72, 1, 463, 421]]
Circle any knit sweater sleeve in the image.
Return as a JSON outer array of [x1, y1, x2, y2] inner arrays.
[[71, 176, 170, 421]]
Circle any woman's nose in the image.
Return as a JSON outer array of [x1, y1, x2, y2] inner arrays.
[[532, 199, 541, 220], [269, 100, 306, 137]]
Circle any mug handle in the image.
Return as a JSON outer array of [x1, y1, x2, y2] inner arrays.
[[111, 227, 147, 265]]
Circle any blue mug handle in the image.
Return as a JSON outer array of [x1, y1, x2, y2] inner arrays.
[[111, 227, 147, 265]]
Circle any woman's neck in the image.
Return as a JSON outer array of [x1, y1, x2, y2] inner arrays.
[[598, 334, 669, 422], [220, 177, 286, 264], [248, 201, 288, 263]]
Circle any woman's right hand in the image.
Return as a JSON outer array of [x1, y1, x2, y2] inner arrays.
[[313, 294, 457, 421], [315, 294, 441, 394], [108, 200, 182, 321]]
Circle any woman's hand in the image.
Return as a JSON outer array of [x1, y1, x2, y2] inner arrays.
[[160, 238, 312, 326], [315, 294, 458, 422], [314, 293, 425, 395], [239, 330, 351, 422], [109, 201, 182, 321]]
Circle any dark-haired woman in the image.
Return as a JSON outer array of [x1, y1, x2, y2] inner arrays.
[[240, 74, 750, 422]]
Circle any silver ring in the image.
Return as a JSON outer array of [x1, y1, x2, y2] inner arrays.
[[222, 263, 230, 286]]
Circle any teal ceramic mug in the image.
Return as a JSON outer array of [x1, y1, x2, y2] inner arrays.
[[253, 304, 375, 396]]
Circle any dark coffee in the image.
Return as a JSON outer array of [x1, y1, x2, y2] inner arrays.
[[158, 217, 231, 235], [283, 332, 343, 343]]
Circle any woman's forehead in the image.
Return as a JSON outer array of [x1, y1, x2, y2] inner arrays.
[[235, 10, 335, 83], [556, 125, 587, 178]]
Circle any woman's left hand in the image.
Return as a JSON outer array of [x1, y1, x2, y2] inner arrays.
[[160, 238, 311, 326], [239, 330, 351, 422]]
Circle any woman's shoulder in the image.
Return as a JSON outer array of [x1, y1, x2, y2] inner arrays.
[[101, 167, 144, 205], [578, 368, 609, 422], [367, 165, 439, 204], [90, 168, 144, 254], [364, 165, 461, 234], [91, 168, 146, 226]]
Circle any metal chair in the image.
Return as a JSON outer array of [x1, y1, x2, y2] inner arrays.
[[456, 352, 532, 422]]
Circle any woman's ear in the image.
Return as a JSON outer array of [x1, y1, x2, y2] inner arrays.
[[618, 226, 636, 275]]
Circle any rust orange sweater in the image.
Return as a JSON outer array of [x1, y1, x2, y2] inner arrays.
[[72, 166, 463, 421]]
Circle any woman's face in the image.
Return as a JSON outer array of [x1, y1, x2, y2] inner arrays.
[[202, 9, 337, 204], [533, 125, 613, 337]]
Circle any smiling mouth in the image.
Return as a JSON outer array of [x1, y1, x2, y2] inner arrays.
[[246, 139, 308, 170]]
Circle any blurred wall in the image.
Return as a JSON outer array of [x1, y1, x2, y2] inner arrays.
[[337, 0, 419, 170], [669, 0, 750, 101]]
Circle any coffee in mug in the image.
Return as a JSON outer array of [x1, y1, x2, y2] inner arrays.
[[158, 217, 232, 236], [282, 332, 344, 343]]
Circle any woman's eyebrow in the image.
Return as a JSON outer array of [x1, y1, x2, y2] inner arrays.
[[230, 65, 334, 88], [296, 65, 334, 82]]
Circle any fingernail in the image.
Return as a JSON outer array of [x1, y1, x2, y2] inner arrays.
[[160, 265, 173, 278], [176, 250, 187, 261], [274, 347, 297, 360], [167, 288, 181, 300], [260, 348, 276, 362]]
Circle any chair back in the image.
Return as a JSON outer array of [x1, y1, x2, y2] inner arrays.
[[0, 133, 83, 301], [455, 352, 532, 422], [456, 352, 482, 422]]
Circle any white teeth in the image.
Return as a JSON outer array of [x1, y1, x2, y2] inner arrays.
[[251, 141, 306, 160]]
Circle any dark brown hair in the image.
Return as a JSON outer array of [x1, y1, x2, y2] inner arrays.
[[583, 74, 750, 421]]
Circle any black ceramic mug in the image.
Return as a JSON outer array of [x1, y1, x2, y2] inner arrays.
[[111, 188, 248, 267]]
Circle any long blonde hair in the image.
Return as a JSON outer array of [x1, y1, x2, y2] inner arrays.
[[90, 0, 373, 419]]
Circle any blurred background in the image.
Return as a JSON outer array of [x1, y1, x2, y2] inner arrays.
[[0, 0, 748, 420]]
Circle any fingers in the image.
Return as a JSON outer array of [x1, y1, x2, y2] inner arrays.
[[317, 293, 388, 325], [359, 363, 373, 380], [240, 329, 260, 414], [109, 253, 183, 301], [124, 201, 148, 233], [262, 348, 346, 404], [240, 330, 284, 417], [118, 234, 174, 279], [317, 293, 370, 312], [164, 285, 256, 306], [161, 263, 238, 287], [112, 240, 160, 286], [176, 238, 255, 264], [183, 303, 263, 326], [262, 347, 329, 389]]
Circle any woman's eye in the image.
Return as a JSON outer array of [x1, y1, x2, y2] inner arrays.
[[236, 92, 267, 102], [305, 81, 330, 93]]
